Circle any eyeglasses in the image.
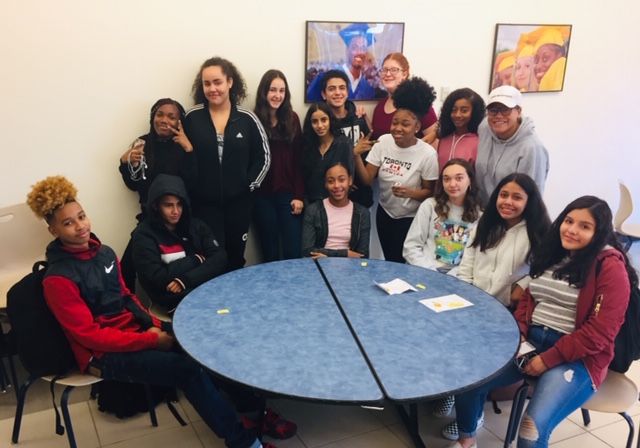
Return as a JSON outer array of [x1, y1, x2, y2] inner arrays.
[[381, 67, 403, 75], [487, 106, 514, 117]]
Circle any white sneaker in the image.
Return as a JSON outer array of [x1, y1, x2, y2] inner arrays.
[[447, 441, 477, 448], [441, 413, 484, 441], [432, 395, 455, 418]]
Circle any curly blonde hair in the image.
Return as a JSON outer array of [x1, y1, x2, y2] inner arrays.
[[26, 176, 77, 222]]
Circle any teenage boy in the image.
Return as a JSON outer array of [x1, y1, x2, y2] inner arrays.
[[26, 175, 275, 448], [320, 69, 374, 208], [132, 174, 226, 313]]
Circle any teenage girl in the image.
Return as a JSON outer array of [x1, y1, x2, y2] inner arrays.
[[369, 53, 438, 141], [403, 158, 482, 271], [252, 69, 304, 262], [436, 173, 552, 439], [301, 102, 354, 204], [452, 196, 637, 448], [354, 77, 439, 263], [183, 56, 270, 272], [433, 88, 486, 172], [302, 162, 370, 258]]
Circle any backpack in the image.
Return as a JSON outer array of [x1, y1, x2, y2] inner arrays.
[[597, 259, 640, 373], [94, 380, 178, 419], [6, 261, 77, 377]]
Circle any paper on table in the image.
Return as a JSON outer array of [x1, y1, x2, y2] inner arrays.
[[420, 294, 473, 312], [375, 278, 418, 295]]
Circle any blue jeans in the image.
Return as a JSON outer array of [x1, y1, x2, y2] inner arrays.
[[455, 326, 596, 448], [253, 192, 302, 261], [91, 350, 259, 448]]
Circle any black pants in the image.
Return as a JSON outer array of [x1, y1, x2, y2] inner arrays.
[[376, 205, 414, 263], [192, 194, 254, 272]]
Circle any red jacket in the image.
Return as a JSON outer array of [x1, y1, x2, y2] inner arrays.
[[514, 248, 630, 388], [43, 238, 162, 372]]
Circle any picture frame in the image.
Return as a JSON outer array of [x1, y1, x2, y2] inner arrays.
[[490, 24, 572, 93], [305, 21, 405, 103]]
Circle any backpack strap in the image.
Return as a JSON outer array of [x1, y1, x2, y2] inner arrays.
[[49, 375, 66, 436]]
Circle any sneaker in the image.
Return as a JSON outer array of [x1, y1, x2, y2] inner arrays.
[[432, 395, 455, 418], [262, 444, 278, 448], [447, 442, 477, 448], [262, 408, 297, 439], [441, 413, 484, 441]]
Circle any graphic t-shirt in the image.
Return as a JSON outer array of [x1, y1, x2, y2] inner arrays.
[[366, 134, 438, 218]]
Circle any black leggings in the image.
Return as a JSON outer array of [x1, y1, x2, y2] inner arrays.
[[376, 206, 414, 263]]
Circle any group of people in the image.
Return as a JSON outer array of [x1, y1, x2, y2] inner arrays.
[[25, 50, 637, 448]]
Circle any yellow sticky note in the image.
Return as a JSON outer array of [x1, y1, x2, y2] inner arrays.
[[416, 284, 426, 290], [217, 309, 229, 314], [361, 261, 368, 267]]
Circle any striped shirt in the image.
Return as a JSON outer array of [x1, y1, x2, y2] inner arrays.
[[530, 265, 580, 334]]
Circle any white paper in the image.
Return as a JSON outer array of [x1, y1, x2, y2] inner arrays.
[[419, 294, 474, 312], [375, 278, 418, 295]]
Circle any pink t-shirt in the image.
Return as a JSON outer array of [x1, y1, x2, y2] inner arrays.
[[323, 198, 353, 250], [371, 97, 438, 140], [436, 133, 479, 172]]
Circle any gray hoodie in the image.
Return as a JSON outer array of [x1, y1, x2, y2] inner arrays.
[[475, 116, 549, 205]]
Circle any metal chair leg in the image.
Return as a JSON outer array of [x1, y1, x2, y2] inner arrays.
[[504, 382, 530, 448], [581, 408, 591, 426], [60, 385, 78, 448], [144, 384, 158, 427], [12, 377, 36, 444]]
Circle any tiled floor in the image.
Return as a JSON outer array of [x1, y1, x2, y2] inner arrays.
[[1, 243, 638, 448]]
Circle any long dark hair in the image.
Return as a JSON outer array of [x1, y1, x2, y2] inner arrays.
[[530, 196, 639, 289], [302, 102, 342, 147], [255, 69, 296, 142], [143, 98, 186, 174], [470, 173, 550, 261], [434, 158, 482, 223], [437, 88, 486, 138], [191, 56, 247, 105]]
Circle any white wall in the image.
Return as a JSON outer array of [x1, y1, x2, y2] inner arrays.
[[2, 0, 639, 260]]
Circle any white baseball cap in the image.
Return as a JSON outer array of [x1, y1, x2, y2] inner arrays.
[[487, 86, 522, 108]]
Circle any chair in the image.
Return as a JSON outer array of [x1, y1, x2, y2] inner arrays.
[[12, 371, 104, 448], [505, 371, 639, 448], [135, 279, 172, 322], [614, 182, 640, 251]]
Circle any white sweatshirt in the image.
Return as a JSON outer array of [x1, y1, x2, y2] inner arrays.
[[456, 219, 531, 306]]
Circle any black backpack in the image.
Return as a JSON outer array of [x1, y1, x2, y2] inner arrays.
[[6, 261, 76, 377], [94, 380, 183, 421], [597, 259, 640, 373]]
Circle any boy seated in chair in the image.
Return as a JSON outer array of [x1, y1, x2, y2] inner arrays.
[[26, 175, 274, 448], [132, 174, 226, 314]]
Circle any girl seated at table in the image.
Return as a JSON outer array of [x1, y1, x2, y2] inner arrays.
[[301, 102, 354, 204], [437, 172, 551, 438], [403, 158, 482, 271], [302, 162, 370, 259], [451, 196, 636, 448]]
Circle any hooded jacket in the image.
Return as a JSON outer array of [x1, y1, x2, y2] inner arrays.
[[475, 116, 549, 205], [43, 236, 162, 373], [515, 248, 631, 388], [132, 174, 227, 309]]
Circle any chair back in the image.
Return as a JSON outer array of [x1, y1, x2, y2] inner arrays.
[[0, 203, 52, 308], [614, 182, 634, 235]]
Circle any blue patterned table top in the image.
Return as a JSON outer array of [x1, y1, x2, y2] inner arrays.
[[317, 258, 520, 402], [174, 258, 519, 404], [173, 258, 383, 403]]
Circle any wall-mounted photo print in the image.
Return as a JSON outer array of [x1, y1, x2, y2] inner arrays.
[[490, 24, 572, 93], [305, 21, 405, 102]]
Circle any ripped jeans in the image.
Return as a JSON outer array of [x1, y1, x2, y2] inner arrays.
[[455, 325, 596, 448]]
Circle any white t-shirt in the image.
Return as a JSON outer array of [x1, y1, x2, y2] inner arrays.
[[366, 134, 438, 218], [324, 198, 353, 250]]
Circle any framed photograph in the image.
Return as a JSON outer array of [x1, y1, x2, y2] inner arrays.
[[490, 24, 572, 93], [305, 21, 405, 103]]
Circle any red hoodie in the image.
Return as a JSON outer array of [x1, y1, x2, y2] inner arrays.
[[43, 238, 161, 372]]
